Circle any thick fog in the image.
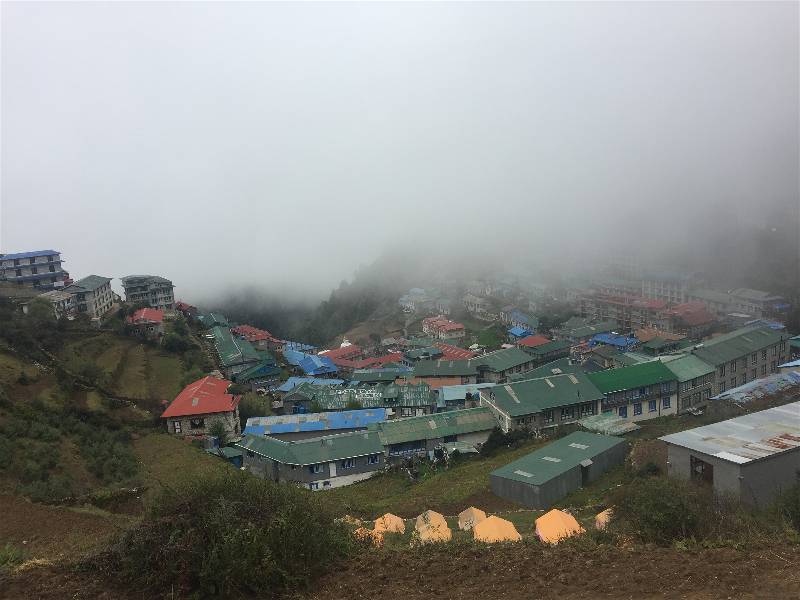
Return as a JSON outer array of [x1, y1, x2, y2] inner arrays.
[[1, 2, 798, 302]]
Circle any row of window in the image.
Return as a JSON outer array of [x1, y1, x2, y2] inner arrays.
[[5, 256, 57, 266], [308, 454, 381, 474], [14, 265, 58, 276], [718, 363, 777, 393], [617, 397, 671, 418], [718, 345, 784, 376]]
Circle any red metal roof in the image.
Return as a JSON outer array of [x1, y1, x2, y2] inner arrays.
[[127, 308, 164, 324], [516, 335, 551, 348], [319, 344, 363, 362], [433, 342, 477, 360], [231, 324, 279, 343], [664, 302, 716, 326], [161, 376, 239, 418]]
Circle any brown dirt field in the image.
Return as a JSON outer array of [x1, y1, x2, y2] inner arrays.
[[0, 495, 130, 561], [309, 544, 800, 600], [3, 543, 799, 600]]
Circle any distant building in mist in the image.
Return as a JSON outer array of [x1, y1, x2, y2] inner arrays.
[[121, 274, 175, 310], [0, 249, 71, 290], [65, 275, 114, 319]]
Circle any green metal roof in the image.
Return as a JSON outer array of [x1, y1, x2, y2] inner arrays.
[[559, 320, 619, 339], [350, 369, 407, 383], [69, 275, 112, 292], [197, 312, 229, 328], [484, 372, 604, 418], [691, 326, 787, 366], [405, 347, 443, 360], [522, 339, 572, 356], [413, 359, 479, 377], [236, 431, 383, 466], [368, 407, 496, 445], [235, 359, 281, 383], [474, 347, 534, 373], [507, 358, 584, 382], [658, 354, 715, 383], [211, 326, 263, 368], [490, 431, 625, 486], [588, 361, 676, 394]]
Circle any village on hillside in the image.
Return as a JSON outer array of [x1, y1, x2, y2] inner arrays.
[[3, 247, 800, 546]]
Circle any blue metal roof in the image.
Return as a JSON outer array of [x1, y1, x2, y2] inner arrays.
[[244, 408, 387, 435], [276, 377, 346, 392], [508, 326, 531, 338], [1, 249, 60, 260], [590, 333, 638, 350]]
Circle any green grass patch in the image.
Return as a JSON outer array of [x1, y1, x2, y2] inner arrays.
[[329, 438, 550, 518], [145, 351, 185, 400], [114, 345, 148, 399]]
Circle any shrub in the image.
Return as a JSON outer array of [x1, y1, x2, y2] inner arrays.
[[208, 420, 228, 447], [480, 427, 531, 457], [776, 481, 800, 531], [611, 477, 703, 545], [0, 543, 27, 572], [162, 333, 190, 353], [94, 472, 353, 597]]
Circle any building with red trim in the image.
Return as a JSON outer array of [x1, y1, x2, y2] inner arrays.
[[126, 308, 165, 339]]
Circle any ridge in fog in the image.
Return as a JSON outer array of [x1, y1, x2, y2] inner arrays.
[[1, 2, 798, 301]]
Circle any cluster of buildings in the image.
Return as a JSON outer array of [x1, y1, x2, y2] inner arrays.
[[5, 249, 176, 326]]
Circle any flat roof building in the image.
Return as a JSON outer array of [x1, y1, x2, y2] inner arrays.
[[120, 275, 175, 310]]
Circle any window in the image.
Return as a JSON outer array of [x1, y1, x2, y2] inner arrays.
[[751, 353, 757, 364], [618, 405, 627, 418], [761, 365, 767, 376], [662, 397, 671, 409], [189, 418, 205, 429], [639, 387, 647, 396], [719, 365, 725, 377], [770, 361, 777, 373], [772, 346, 777, 356], [719, 381, 726, 393], [48, 265, 55, 272], [28, 257, 35, 265], [648, 400, 656, 413], [731, 361, 736, 372], [730, 378, 736, 389], [661, 383, 671, 394], [561, 406, 575, 421], [368, 454, 380, 465], [750, 369, 757, 381], [13, 259, 19, 266], [309, 464, 323, 474], [341, 458, 355, 469], [704, 389, 712, 399], [762, 350, 767, 360], [543, 410, 554, 424], [47, 256, 54, 262], [780, 342, 786, 352], [14, 269, 21, 277], [309, 482, 319, 490], [173, 420, 182, 433], [633, 402, 642, 416]]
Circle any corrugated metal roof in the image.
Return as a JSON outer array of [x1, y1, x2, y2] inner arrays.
[[1, 249, 61, 260], [660, 400, 800, 464], [244, 408, 387, 435], [485, 372, 604, 418], [588, 361, 676, 394], [658, 354, 715, 382], [276, 377, 346, 392], [491, 432, 625, 485], [439, 383, 496, 402], [210, 326, 263, 368], [368, 407, 496, 445], [692, 326, 786, 366], [475, 347, 535, 372], [236, 430, 383, 465]]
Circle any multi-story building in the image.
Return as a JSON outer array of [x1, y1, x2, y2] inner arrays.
[[686, 289, 735, 317], [0, 250, 70, 290], [640, 270, 699, 304], [658, 354, 716, 413], [727, 288, 785, 319], [65, 275, 114, 318], [579, 293, 665, 332], [588, 361, 678, 423], [21, 289, 76, 319], [120, 275, 175, 310], [479, 372, 603, 433], [422, 315, 466, 340], [691, 326, 789, 395]]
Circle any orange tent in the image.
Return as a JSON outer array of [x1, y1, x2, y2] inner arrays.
[[374, 513, 406, 535], [415, 521, 452, 544], [473, 516, 521, 543], [458, 507, 487, 531], [535, 509, 585, 544], [415, 510, 447, 531], [595, 508, 613, 530]]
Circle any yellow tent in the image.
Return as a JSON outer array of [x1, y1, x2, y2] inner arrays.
[[458, 507, 487, 531], [415, 510, 447, 532], [473, 516, 521, 543], [415, 521, 452, 544], [535, 509, 585, 544], [374, 513, 406, 535], [595, 508, 613, 530]]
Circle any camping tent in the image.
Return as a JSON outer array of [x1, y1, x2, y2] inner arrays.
[[595, 508, 613, 530], [374, 513, 406, 534], [535, 509, 585, 544], [415, 510, 447, 531], [473, 516, 521, 543], [415, 522, 452, 544], [458, 506, 487, 531]]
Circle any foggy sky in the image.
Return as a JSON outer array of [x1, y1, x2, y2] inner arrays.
[[2, 2, 798, 301]]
